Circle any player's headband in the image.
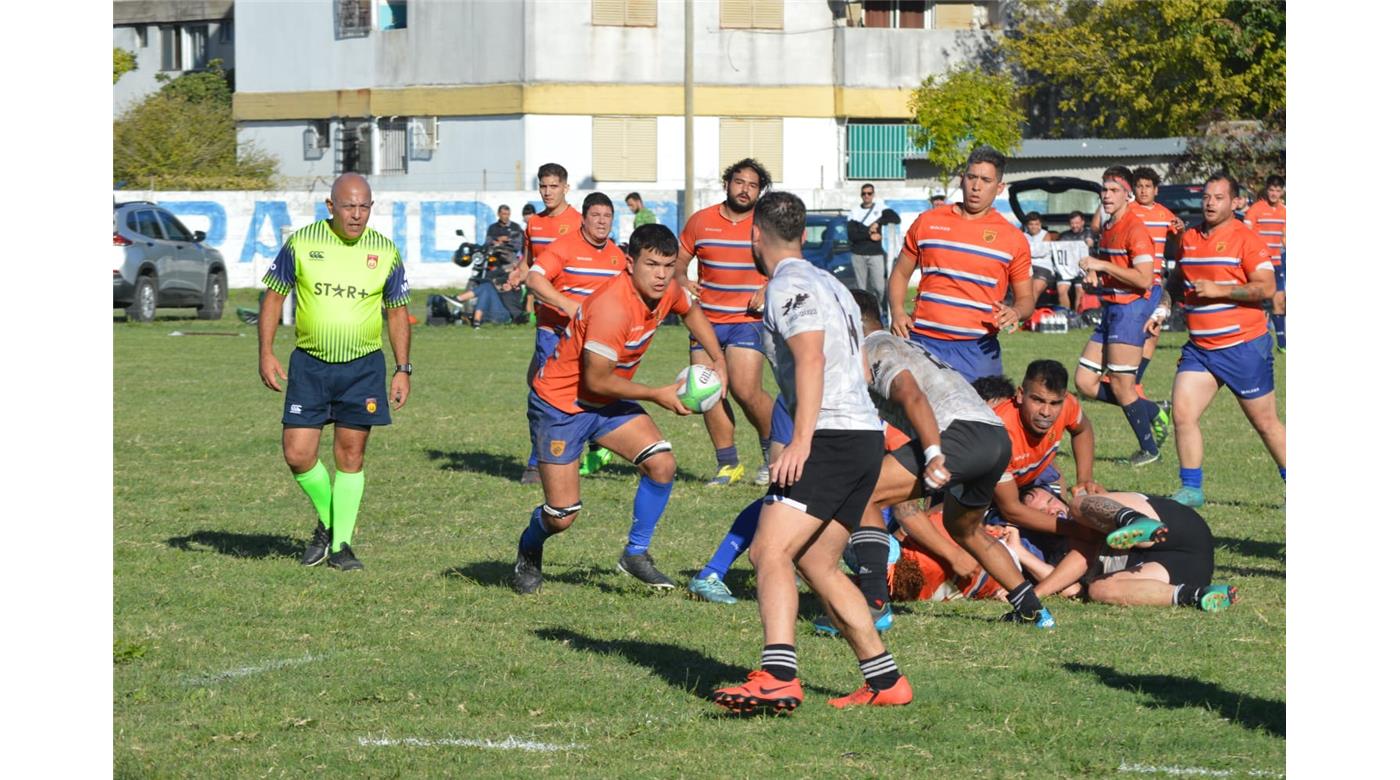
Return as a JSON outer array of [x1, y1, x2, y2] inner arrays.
[[1104, 173, 1132, 192]]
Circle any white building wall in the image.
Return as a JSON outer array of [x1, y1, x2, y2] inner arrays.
[[234, 1, 375, 91], [781, 118, 840, 190]]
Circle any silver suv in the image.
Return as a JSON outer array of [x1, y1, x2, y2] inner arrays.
[[113, 201, 228, 322]]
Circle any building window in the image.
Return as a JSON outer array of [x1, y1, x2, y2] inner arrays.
[[379, 0, 407, 31], [378, 117, 408, 175], [933, 2, 978, 30], [720, 0, 783, 30], [186, 25, 209, 70], [719, 118, 783, 183], [593, 116, 657, 182], [135, 25, 147, 49], [593, 0, 657, 27], [863, 1, 930, 29], [847, 122, 925, 180], [219, 20, 234, 45], [160, 26, 182, 71], [336, 0, 372, 38], [338, 120, 373, 175]]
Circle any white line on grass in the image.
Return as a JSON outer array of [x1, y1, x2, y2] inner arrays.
[[1118, 762, 1283, 778], [358, 736, 584, 753], [182, 653, 325, 686]]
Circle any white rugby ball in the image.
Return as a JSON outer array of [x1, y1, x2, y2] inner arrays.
[[675, 366, 723, 413]]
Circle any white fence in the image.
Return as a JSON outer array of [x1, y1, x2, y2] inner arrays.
[[113, 188, 1016, 289]]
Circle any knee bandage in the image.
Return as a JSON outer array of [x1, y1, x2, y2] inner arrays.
[[542, 501, 582, 520], [632, 440, 673, 466], [1079, 357, 1103, 373]]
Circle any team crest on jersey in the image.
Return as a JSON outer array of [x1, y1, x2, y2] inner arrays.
[[550, 440, 566, 457], [1215, 240, 1227, 253], [366, 397, 378, 413], [366, 254, 379, 269], [559, 225, 570, 235], [782, 293, 811, 316], [983, 229, 998, 243]]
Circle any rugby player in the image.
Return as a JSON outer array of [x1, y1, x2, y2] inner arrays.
[[258, 173, 411, 571], [1243, 175, 1287, 352], [1160, 173, 1285, 508], [1021, 488, 1238, 611], [509, 163, 584, 485], [710, 192, 911, 713], [1128, 167, 1184, 441], [510, 224, 726, 594], [887, 145, 1033, 382], [678, 158, 777, 486], [1073, 166, 1169, 467]]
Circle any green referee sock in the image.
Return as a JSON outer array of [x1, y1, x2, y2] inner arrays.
[[331, 469, 365, 552], [293, 461, 333, 531]]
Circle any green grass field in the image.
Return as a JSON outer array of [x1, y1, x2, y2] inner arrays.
[[114, 290, 1285, 778]]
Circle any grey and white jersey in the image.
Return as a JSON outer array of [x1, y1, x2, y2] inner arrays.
[[763, 257, 882, 432], [863, 331, 1003, 441]]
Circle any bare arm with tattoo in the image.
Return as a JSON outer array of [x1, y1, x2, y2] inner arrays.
[[1069, 492, 1158, 535]]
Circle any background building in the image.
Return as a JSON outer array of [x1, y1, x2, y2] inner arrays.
[[113, 0, 236, 117], [232, 0, 1005, 191]]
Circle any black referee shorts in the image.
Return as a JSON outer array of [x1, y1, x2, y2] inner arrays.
[[1128, 496, 1215, 589], [889, 420, 1010, 508], [765, 430, 883, 531]]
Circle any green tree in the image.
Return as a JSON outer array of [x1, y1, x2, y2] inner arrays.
[[1169, 109, 1285, 196], [907, 67, 1025, 193], [1003, 0, 1285, 138], [113, 48, 136, 84], [114, 60, 277, 190]]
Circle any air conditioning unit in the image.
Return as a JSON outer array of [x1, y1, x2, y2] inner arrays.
[[408, 116, 438, 161], [303, 120, 330, 160]]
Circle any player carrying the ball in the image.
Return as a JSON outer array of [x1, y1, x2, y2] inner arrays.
[[511, 224, 727, 594]]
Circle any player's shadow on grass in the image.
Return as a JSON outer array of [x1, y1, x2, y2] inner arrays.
[[443, 561, 629, 594], [1063, 662, 1284, 738], [1215, 536, 1285, 563], [534, 627, 844, 701], [1216, 564, 1284, 581], [166, 531, 302, 559], [424, 448, 711, 483]]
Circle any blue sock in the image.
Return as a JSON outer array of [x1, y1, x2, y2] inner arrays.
[[519, 505, 556, 553], [526, 451, 539, 469], [1272, 314, 1286, 349], [1123, 398, 1159, 453], [715, 446, 739, 467], [624, 476, 674, 556], [699, 499, 762, 580], [1278, 466, 1286, 482], [1136, 356, 1152, 383], [1094, 382, 1120, 405], [1180, 467, 1203, 489], [758, 437, 772, 461]]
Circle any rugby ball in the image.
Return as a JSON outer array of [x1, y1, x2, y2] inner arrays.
[[675, 366, 723, 413]]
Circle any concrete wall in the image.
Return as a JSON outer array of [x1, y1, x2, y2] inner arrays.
[[835, 26, 996, 89], [234, 1, 374, 91], [113, 21, 235, 117], [118, 185, 1017, 290]]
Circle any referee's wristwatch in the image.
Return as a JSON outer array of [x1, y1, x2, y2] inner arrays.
[[395, 363, 413, 376]]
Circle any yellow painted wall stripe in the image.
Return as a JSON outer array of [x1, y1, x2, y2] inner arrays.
[[233, 84, 913, 121]]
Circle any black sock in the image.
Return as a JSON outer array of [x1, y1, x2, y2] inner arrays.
[[761, 644, 797, 682], [1008, 581, 1043, 617], [850, 529, 892, 610], [1173, 584, 1203, 608], [1112, 506, 1150, 529], [858, 652, 901, 691], [1136, 356, 1152, 382]]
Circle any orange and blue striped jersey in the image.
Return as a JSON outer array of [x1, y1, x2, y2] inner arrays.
[[898, 204, 1031, 341], [679, 203, 763, 324], [532, 274, 692, 413], [1127, 200, 1177, 283], [1178, 219, 1275, 350], [1243, 201, 1286, 266], [1095, 210, 1157, 304], [528, 231, 626, 332], [995, 395, 1082, 489], [525, 204, 581, 261]]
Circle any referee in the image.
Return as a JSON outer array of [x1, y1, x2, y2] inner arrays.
[[257, 173, 412, 571]]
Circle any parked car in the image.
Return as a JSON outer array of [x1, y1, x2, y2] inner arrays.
[[801, 211, 858, 289], [113, 201, 227, 322]]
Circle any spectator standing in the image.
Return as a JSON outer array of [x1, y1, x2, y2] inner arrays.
[[848, 183, 888, 305], [626, 192, 656, 227]]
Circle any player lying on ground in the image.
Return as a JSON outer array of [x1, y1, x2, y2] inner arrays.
[[510, 224, 727, 595], [1012, 488, 1238, 611]]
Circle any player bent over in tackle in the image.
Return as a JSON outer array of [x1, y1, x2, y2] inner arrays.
[[711, 192, 911, 713], [511, 224, 727, 595]]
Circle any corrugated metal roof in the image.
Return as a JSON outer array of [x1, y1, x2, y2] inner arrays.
[[1015, 137, 1188, 159]]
